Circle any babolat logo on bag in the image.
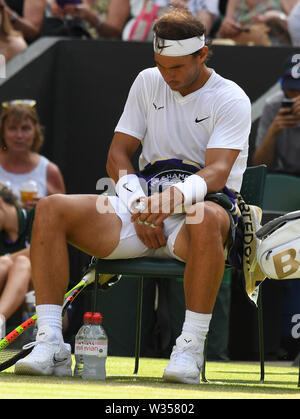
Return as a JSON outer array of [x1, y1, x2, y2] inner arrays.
[[256, 210, 300, 279]]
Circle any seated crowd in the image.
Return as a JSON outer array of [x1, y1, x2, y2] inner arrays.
[[1, 0, 300, 63]]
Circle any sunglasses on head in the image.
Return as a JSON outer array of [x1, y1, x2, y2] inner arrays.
[[1, 99, 37, 110]]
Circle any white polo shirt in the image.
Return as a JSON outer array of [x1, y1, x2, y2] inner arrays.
[[115, 67, 251, 192]]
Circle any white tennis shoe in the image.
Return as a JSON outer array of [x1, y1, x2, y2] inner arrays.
[[15, 325, 72, 376], [163, 333, 204, 384]]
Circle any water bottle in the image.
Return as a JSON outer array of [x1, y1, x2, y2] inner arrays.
[[82, 312, 108, 380], [74, 312, 93, 377], [74, 312, 108, 379]]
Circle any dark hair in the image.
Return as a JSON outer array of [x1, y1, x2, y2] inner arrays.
[[153, 8, 206, 41], [153, 8, 211, 60], [0, 184, 19, 207]]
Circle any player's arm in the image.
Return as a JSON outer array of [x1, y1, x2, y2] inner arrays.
[[106, 131, 140, 183], [107, 131, 167, 249], [106, 131, 148, 211], [198, 148, 240, 193], [133, 148, 240, 229]]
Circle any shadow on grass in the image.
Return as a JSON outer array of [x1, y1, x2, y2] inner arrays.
[[106, 376, 300, 395], [0, 371, 299, 396]]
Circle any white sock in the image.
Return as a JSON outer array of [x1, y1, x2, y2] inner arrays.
[[181, 310, 212, 342], [36, 304, 63, 341]]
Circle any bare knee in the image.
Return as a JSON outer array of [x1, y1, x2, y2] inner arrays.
[[0, 255, 13, 277], [13, 255, 31, 272], [186, 202, 229, 243], [34, 194, 67, 230], [173, 203, 229, 261]]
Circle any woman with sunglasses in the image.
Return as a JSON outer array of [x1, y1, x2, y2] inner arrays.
[[0, 1, 27, 61], [0, 100, 66, 209]]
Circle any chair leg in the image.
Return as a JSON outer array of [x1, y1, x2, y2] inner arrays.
[[201, 338, 209, 383], [257, 286, 265, 383], [133, 276, 143, 375]]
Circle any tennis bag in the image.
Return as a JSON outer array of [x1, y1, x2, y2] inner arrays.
[[256, 210, 300, 280]]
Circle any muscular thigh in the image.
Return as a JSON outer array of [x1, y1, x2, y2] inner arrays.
[[36, 194, 122, 258], [173, 201, 231, 262]]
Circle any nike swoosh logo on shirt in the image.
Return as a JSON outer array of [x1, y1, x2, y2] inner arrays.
[[195, 116, 210, 123], [122, 183, 133, 192]]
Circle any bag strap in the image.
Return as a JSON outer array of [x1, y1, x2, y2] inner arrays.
[[256, 210, 300, 240]]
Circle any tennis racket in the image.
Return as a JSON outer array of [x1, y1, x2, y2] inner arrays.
[[0, 269, 95, 372]]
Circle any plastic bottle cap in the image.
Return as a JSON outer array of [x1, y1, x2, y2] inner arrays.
[[83, 312, 93, 323], [92, 312, 103, 324]]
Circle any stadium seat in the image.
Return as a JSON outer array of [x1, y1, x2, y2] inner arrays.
[[95, 165, 267, 383], [263, 173, 300, 222]]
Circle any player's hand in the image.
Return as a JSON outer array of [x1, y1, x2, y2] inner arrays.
[[131, 186, 184, 249], [133, 220, 167, 249]]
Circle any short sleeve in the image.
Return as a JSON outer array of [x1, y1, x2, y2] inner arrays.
[[114, 72, 149, 141], [207, 97, 251, 150]]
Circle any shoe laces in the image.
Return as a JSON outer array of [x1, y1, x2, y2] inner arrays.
[[23, 340, 38, 350], [22, 326, 60, 353], [170, 344, 201, 367]]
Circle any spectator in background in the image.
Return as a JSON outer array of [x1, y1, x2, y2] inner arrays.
[[252, 54, 300, 175], [0, 100, 66, 209], [62, 0, 220, 41], [217, 0, 297, 46], [167, 0, 220, 36], [3, 0, 46, 43], [122, 0, 220, 41], [0, 1, 27, 61], [288, 0, 300, 46], [61, 0, 130, 39], [0, 185, 34, 340]]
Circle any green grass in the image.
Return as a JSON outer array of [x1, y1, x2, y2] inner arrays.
[[0, 357, 299, 399]]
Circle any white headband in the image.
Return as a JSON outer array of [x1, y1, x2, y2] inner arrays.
[[153, 35, 205, 56]]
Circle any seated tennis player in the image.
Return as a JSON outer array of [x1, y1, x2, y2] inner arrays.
[[15, 8, 251, 384]]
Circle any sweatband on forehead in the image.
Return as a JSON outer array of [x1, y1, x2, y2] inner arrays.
[[153, 34, 205, 56]]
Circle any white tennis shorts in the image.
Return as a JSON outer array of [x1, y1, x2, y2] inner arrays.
[[103, 196, 185, 262]]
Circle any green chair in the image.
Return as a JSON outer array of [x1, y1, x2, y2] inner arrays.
[[95, 165, 267, 382], [263, 173, 300, 219]]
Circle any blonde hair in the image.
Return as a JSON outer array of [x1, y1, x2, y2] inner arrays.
[[0, 103, 44, 152]]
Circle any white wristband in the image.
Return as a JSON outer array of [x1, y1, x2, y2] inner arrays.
[[174, 174, 207, 207], [115, 174, 146, 212]]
